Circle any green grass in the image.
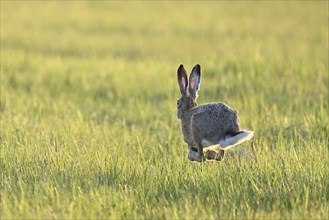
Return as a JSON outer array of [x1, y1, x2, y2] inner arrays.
[[1, 1, 328, 219]]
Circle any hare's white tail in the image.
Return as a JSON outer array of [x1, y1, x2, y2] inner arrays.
[[219, 131, 254, 150]]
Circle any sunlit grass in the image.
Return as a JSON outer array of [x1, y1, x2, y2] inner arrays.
[[1, 1, 328, 219]]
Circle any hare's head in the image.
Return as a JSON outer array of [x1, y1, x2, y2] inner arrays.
[[177, 64, 201, 119]]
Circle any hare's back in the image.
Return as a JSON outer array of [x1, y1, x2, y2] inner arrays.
[[192, 102, 240, 139]]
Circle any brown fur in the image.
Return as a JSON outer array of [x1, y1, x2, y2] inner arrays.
[[177, 64, 250, 162]]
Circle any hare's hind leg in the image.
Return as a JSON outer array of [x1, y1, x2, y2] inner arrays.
[[205, 149, 217, 160], [205, 149, 226, 161], [215, 149, 226, 161]]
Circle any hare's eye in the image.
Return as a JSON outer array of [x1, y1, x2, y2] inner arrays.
[[177, 99, 180, 106]]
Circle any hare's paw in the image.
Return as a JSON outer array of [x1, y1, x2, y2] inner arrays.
[[188, 149, 205, 162], [205, 149, 218, 160], [187, 150, 199, 161], [215, 149, 226, 161]]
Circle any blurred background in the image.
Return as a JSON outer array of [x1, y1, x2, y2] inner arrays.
[[1, 2, 328, 218], [2, 1, 327, 125]]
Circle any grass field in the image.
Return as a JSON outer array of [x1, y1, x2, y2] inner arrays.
[[1, 1, 328, 219]]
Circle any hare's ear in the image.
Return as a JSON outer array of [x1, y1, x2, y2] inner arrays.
[[177, 64, 188, 95], [189, 64, 201, 99]]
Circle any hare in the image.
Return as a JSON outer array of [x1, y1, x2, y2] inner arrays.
[[177, 64, 254, 162]]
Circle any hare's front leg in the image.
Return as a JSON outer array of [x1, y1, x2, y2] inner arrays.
[[187, 145, 204, 162], [187, 148, 198, 161], [191, 125, 206, 162]]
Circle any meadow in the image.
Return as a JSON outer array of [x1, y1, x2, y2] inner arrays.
[[1, 2, 328, 219]]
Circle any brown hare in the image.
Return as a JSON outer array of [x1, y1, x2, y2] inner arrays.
[[177, 64, 254, 162]]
